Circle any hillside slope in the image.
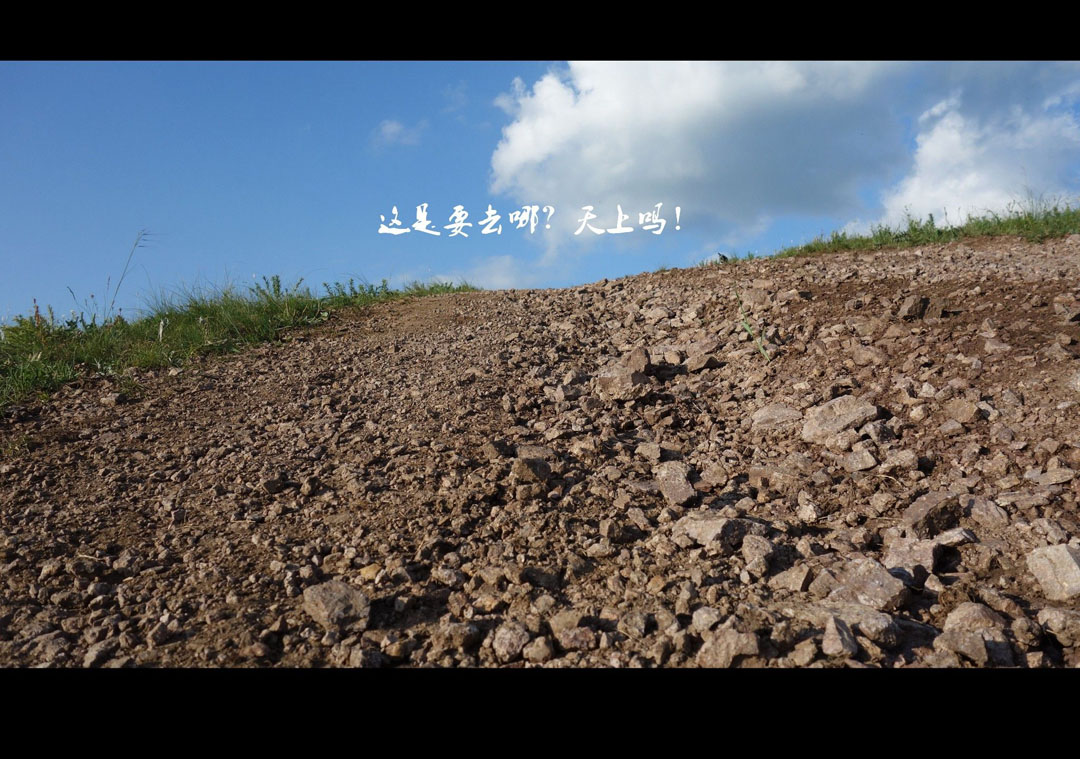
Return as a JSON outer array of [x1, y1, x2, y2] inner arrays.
[[3, 236, 1080, 668]]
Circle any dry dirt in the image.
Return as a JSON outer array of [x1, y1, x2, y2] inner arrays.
[[4, 236, 1080, 668]]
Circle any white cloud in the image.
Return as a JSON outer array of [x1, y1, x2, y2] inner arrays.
[[490, 62, 909, 248], [489, 61, 1080, 256], [879, 97, 1080, 228], [373, 118, 426, 147]]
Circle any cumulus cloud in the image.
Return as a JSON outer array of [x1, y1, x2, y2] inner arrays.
[[489, 61, 1080, 254], [878, 96, 1080, 228], [490, 62, 909, 244]]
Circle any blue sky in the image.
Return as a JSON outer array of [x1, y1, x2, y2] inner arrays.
[[2, 61, 1079, 323]]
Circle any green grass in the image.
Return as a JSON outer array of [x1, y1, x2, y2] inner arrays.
[[0, 274, 477, 412], [776, 197, 1080, 259], [697, 197, 1080, 267]]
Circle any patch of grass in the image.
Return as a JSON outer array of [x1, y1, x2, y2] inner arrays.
[[1, 273, 478, 412], [775, 196, 1080, 259], [694, 196, 1080, 268]]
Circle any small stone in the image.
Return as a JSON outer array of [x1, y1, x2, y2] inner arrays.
[[1036, 607, 1080, 647], [431, 621, 482, 654], [625, 347, 652, 374], [696, 628, 759, 668], [843, 448, 878, 472], [617, 610, 650, 640], [510, 457, 551, 484], [86, 582, 112, 598], [1027, 544, 1080, 601], [548, 609, 585, 636], [943, 602, 1007, 634], [299, 476, 321, 496], [789, 638, 817, 666], [822, 616, 858, 657], [700, 463, 729, 488], [944, 398, 979, 424], [802, 395, 878, 445], [522, 636, 555, 663], [83, 638, 120, 668], [555, 626, 596, 651], [770, 564, 813, 593], [691, 606, 724, 633], [302, 581, 371, 632], [672, 513, 758, 554], [247, 642, 272, 659], [261, 474, 289, 495], [685, 353, 721, 372], [431, 566, 467, 588], [938, 419, 964, 437], [741, 535, 774, 565], [492, 621, 531, 663], [933, 527, 976, 548], [827, 558, 909, 612], [934, 629, 988, 665], [787, 603, 900, 647], [1026, 651, 1051, 668], [882, 538, 941, 586], [599, 518, 631, 544], [595, 366, 649, 401], [751, 403, 802, 430], [968, 497, 1009, 528], [897, 295, 928, 320], [1034, 468, 1075, 486], [653, 461, 696, 507]]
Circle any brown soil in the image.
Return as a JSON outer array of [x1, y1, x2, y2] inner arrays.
[[3, 236, 1080, 668]]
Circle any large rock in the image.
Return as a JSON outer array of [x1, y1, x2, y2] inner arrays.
[[802, 395, 878, 444], [901, 492, 961, 538], [696, 628, 759, 667], [1027, 544, 1080, 601], [827, 558, 909, 612], [302, 581, 371, 632], [671, 513, 762, 554], [882, 537, 942, 586]]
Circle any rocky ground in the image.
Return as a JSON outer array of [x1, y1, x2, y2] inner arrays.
[[3, 236, 1080, 668]]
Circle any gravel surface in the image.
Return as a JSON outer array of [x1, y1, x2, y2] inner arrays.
[[3, 235, 1080, 668]]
